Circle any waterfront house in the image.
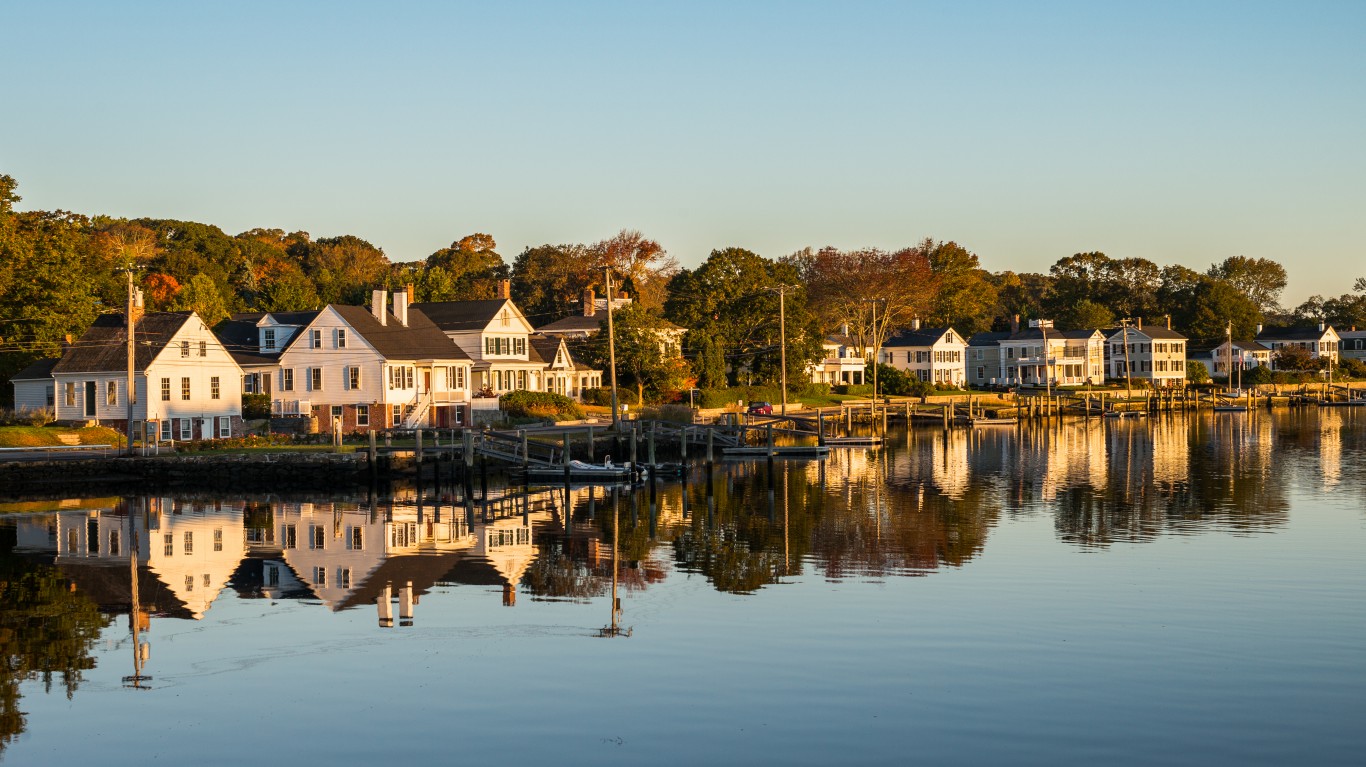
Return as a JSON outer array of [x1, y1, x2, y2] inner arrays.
[[531, 334, 602, 398], [274, 288, 474, 433], [1254, 323, 1341, 370], [9, 357, 57, 413], [966, 331, 1009, 387], [1104, 319, 1188, 388], [215, 310, 319, 397], [1335, 328, 1365, 362], [1208, 340, 1273, 375], [878, 321, 967, 387], [809, 329, 867, 385], [997, 320, 1105, 387], [536, 288, 685, 359], [50, 310, 244, 441], [414, 281, 603, 400]]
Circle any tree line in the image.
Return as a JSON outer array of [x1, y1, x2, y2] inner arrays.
[[2, 172, 1363, 405]]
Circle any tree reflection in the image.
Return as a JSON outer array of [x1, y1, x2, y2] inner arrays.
[[0, 527, 110, 757]]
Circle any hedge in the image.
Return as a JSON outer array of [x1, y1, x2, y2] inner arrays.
[[500, 390, 585, 421]]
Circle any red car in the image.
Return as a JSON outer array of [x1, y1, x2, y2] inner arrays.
[[747, 401, 774, 415]]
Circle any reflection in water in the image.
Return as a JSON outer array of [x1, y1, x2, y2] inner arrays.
[[0, 410, 1363, 750]]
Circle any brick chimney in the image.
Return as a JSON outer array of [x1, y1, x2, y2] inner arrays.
[[394, 286, 410, 327], [498, 279, 511, 299], [372, 288, 388, 326], [583, 288, 596, 317], [1012, 314, 1020, 334]]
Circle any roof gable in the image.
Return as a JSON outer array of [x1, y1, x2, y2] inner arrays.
[[51, 312, 195, 375], [284, 305, 472, 361]]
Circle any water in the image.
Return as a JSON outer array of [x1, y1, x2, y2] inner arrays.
[[2, 410, 1364, 765]]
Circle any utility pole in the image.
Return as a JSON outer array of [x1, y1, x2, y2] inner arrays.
[[1119, 318, 1133, 403], [125, 270, 140, 457], [604, 267, 619, 430], [864, 298, 884, 400], [778, 286, 788, 416]]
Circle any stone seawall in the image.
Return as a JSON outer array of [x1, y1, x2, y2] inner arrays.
[[0, 453, 376, 497]]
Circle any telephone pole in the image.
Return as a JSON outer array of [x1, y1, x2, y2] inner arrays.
[[124, 270, 141, 457], [778, 286, 788, 416], [604, 268, 620, 429]]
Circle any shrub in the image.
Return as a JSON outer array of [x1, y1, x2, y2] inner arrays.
[[21, 407, 55, 426], [500, 390, 585, 422], [580, 387, 614, 407], [834, 384, 873, 396], [242, 393, 271, 419], [1338, 358, 1366, 379], [1242, 365, 1273, 386], [638, 404, 696, 423], [1186, 361, 1210, 384]]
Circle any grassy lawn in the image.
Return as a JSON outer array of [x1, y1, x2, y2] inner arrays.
[[0, 425, 125, 448]]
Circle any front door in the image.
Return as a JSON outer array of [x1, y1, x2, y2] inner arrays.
[[84, 381, 96, 417], [422, 370, 432, 394]]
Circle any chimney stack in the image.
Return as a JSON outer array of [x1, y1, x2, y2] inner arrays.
[[1136, 317, 1143, 330], [1319, 321, 1326, 332], [394, 286, 410, 327], [841, 322, 849, 337], [498, 279, 511, 300], [372, 288, 388, 326], [1166, 314, 1171, 329], [911, 318, 921, 331], [618, 290, 628, 300], [1012, 314, 1020, 334], [1256, 323, 1264, 335], [583, 288, 596, 317]]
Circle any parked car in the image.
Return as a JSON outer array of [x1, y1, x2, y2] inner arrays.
[[746, 401, 773, 415]]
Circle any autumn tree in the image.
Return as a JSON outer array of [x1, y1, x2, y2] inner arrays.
[[1208, 256, 1288, 315], [580, 303, 690, 404], [923, 239, 997, 334], [174, 273, 230, 325], [794, 246, 935, 358], [421, 233, 509, 300], [591, 229, 678, 312], [306, 235, 390, 305]]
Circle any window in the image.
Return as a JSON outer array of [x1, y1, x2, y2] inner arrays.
[[336, 328, 347, 348], [181, 377, 191, 400], [179, 418, 192, 440], [330, 405, 342, 423], [243, 374, 255, 394], [282, 369, 294, 391], [198, 340, 207, 357], [214, 528, 223, 552], [263, 328, 276, 350], [109, 529, 120, 556], [356, 405, 369, 428], [160, 419, 172, 441], [309, 368, 322, 391], [218, 416, 231, 438], [404, 367, 414, 388], [977, 366, 985, 379], [456, 367, 465, 388], [313, 567, 326, 587], [339, 568, 351, 589], [184, 531, 194, 554], [65, 381, 76, 406], [283, 524, 297, 549], [515, 337, 526, 355], [106, 380, 118, 406], [309, 525, 325, 550], [392, 405, 402, 426], [346, 366, 360, 390], [164, 533, 174, 557], [347, 526, 363, 550], [211, 376, 221, 399], [311, 329, 322, 348], [266, 565, 280, 586], [181, 340, 190, 357]]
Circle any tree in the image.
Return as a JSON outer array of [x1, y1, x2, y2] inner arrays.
[[1272, 344, 1315, 371], [1186, 360, 1210, 384], [142, 272, 181, 310], [924, 239, 997, 334], [174, 273, 230, 325], [306, 235, 390, 305], [794, 246, 936, 359], [510, 243, 598, 322], [591, 229, 678, 312], [581, 303, 690, 404], [0, 174, 18, 214], [1208, 256, 1288, 315], [667, 248, 821, 387], [422, 233, 509, 300], [990, 271, 1052, 328], [1066, 299, 1115, 330], [256, 270, 320, 312]]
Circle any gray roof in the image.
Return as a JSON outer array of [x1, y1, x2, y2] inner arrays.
[[1106, 325, 1187, 340], [410, 300, 511, 332], [968, 331, 1010, 347], [1006, 327, 1100, 342], [51, 312, 193, 375], [529, 336, 563, 366], [314, 305, 471, 361], [10, 358, 58, 381], [538, 315, 603, 334], [883, 327, 956, 348], [1256, 325, 1335, 341]]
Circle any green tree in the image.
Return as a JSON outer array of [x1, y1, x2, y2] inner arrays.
[[1186, 360, 1210, 384], [925, 239, 997, 334], [306, 235, 390, 304], [174, 273, 230, 325], [423, 233, 509, 300], [1208, 256, 1288, 315], [510, 243, 598, 322], [1064, 299, 1115, 330], [582, 303, 690, 404]]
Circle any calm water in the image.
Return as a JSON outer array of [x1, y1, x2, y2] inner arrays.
[[2, 410, 1364, 766]]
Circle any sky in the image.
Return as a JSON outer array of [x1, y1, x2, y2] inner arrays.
[[4, 0, 1363, 306]]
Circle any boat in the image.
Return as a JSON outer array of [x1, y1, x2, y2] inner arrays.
[[518, 459, 647, 483], [1103, 410, 1147, 419], [963, 416, 1018, 427], [823, 435, 885, 446]]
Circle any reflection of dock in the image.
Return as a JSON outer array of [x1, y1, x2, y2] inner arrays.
[[723, 445, 830, 458]]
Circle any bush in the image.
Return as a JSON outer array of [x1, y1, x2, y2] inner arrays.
[[1338, 358, 1366, 379], [638, 404, 696, 423], [834, 384, 873, 396], [1186, 361, 1210, 384], [499, 390, 585, 422], [242, 393, 271, 419], [1242, 365, 1273, 386], [580, 387, 614, 407]]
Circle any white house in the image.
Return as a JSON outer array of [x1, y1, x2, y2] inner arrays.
[[216, 310, 318, 397], [531, 335, 602, 398], [50, 310, 244, 441], [1255, 323, 1341, 370], [809, 331, 867, 385], [1104, 320, 1188, 388], [9, 358, 57, 413], [966, 331, 1010, 388], [1208, 340, 1272, 375], [879, 322, 967, 387], [997, 320, 1105, 387], [274, 288, 474, 433], [1339, 328, 1366, 362]]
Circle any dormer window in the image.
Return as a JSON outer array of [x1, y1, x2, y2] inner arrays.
[[263, 329, 276, 350]]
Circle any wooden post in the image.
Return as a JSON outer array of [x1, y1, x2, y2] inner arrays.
[[368, 429, 377, 485], [563, 433, 571, 484], [817, 411, 825, 447], [630, 422, 638, 466], [706, 427, 715, 465], [415, 428, 424, 464], [519, 429, 528, 467], [587, 425, 595, 461], [648, 421, 657, 467]]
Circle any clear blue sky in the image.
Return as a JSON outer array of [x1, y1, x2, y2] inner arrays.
[[4, 1, 1363, 305]]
